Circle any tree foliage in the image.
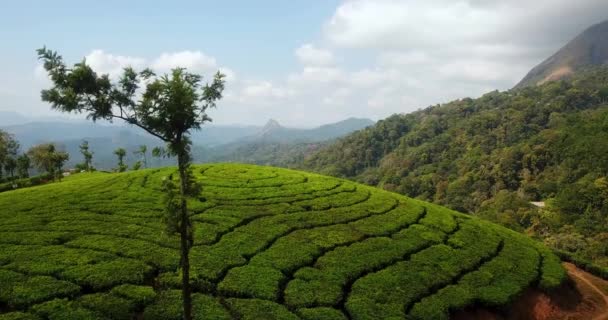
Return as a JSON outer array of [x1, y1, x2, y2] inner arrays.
[[0, 130, 20, 180], [78, 140, 94, 172], [301, 67, 608, 268], [16, 154, 31, 179], [134, 145, 148, 169], [113, 148, 127, 172], [37, 47, 225, 319], [27, 143, 69, 180]]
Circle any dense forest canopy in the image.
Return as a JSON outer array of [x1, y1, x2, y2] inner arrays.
[[301, 67, 608, 268]]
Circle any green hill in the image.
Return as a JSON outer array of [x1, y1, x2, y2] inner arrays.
[[301, 68, 608, 269], [0, 164, 564, 320]]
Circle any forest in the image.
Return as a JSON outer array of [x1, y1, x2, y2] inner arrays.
[[301, 67, 608, 269]]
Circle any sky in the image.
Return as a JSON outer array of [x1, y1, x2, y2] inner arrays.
[[1, 0, 608, 127]]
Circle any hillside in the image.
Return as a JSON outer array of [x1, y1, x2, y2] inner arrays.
[[300, 67, 608, 269], [208, 141, 326, 167], [241, 118, 374, 143], [516, 19, 608, 88], [199, 118, 374, 167], [0, 164, 564, 320]]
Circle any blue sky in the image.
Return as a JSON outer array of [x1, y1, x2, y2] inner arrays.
[[2, 0, 608, 126], [2, 1, 338, 77]]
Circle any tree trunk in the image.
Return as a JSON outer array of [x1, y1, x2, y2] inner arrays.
[[177, 151, 193, 320]]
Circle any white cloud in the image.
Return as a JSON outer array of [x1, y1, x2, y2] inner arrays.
[[348, 68, 397, 88], [242, 81, 289, 99], [85, 50, 146, 78], [437, 59, 527, 83], [322, 87, 352, 106], [287, 66, 344, 88], [18, 0, 608, 127], [295, 44, 335, 66], [378, 51, 432, 67], [326, 0, 608, 50], [37, 49, 233, 82], [152, 51, 218, 73]]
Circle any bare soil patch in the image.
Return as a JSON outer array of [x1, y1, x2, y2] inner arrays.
[[453, 262, 608, 320]]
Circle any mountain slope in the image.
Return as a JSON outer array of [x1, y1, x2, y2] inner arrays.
[[300, 67, 608, 269], [0, 164, 564, 319], [516, 19, 608, 88], [205, 118, 374, 166], [242, 117, 374, 143]]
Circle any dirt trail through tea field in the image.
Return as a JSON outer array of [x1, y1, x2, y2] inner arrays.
[[453, 262, 608, 320], [565, 263, 608, 320]]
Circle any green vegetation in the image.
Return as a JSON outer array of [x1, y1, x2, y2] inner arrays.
[[0, 130, 20, 181], [208, 141, 327, 168], [113, 148, 127, 173], [77, 140, 94, 172], [27, 144, 69, 180], [134, 145, 148, 169], [0, 174, 52, 193], [0, 164, 565, 319], [37, 46, 226, 319], [301, 67, 608, 269]]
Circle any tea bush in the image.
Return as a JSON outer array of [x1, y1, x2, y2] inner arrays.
[[0, 164, 565, 319]]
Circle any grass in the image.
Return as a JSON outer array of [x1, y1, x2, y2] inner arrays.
[[0, 164, 566, 319]]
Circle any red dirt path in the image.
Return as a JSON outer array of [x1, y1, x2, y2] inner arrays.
[[452, 262, 608, 320]]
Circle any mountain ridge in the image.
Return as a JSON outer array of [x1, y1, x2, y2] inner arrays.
[[516, 19, 608, 88]]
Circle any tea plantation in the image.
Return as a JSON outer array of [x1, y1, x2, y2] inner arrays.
[[0, 164, 566, 320]]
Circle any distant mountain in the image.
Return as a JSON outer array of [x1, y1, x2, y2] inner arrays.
[[2, 121, 142, 148], [0, 111, 30, 126], [2, 120, 260, 148], [191, 125, 261, 146], [243, 117, 375, 143], [256, 119, 283, 138], [1, 117, 373, 169], [516, 19, 608, 88], [208, 117, 374, 166]]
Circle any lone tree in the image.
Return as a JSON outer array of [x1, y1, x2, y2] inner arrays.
[[16, 154, 31, 179], [132, 161, 142, 171], [27, 143, 69, 180], [0, 130, 19, 180], [134, 145, 148, 168], [3, 157, 17, 178], [113, 147, 127, 172], [37, 47, 225, 320], [78, 140, 94, 171]]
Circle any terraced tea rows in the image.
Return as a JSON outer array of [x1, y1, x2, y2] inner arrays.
[[0, 164, 566, 320]]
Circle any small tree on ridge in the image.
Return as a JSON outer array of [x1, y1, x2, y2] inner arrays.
[[27, 143, 69, 180], [134, 145, 148, 168], [37, 47, 225, 320], [16, 154, 30, 179], [79, 140, 94, 171], [113, 147, 127, 172]]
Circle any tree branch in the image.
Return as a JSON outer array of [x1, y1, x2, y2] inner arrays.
[[81, 94, 168, 143], [110, 114, 169, 142]]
